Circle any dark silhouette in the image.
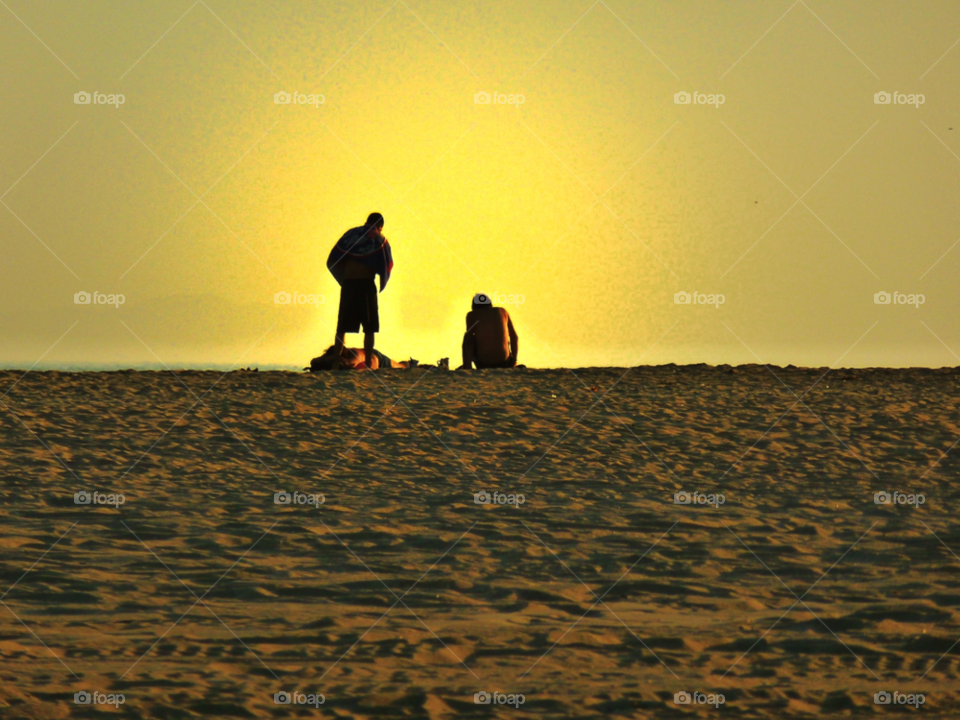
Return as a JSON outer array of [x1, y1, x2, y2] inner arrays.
[[460, 293, 519, 369]]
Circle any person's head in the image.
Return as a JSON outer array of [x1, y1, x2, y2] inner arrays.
[[365, 212, 384, 234], [472, 292, 493, 312]]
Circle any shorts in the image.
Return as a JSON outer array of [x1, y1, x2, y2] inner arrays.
[[337, 279, 379, 334]]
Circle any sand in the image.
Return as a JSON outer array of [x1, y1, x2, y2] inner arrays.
[[0, 365, 958, 718]]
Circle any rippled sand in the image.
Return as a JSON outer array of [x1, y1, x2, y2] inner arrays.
[[1, 365, 958, 718]]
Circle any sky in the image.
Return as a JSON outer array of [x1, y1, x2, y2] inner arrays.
[[2, 0, 959, 369]]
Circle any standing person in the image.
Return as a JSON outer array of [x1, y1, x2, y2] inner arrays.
[[460, 293, 519, 369], [327, 213, 393, 369]]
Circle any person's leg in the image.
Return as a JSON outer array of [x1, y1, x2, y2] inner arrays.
[[363, 332, 374, 369], [461, 333, 474, 369]]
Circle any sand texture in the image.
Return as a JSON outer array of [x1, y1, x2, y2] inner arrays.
[[1, 365, 959, 718]]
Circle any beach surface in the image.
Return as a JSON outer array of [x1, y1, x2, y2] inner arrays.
[[0, 365, 958, 718]]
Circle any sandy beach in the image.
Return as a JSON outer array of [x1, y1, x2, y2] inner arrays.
[[1, 365, 959, 718]]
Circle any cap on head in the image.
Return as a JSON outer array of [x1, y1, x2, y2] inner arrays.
[[472, 293, 492, 310], [366, 212, 384, 229]]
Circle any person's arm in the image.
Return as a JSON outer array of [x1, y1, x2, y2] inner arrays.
[[507, 315, 518, 361], [461, 312, 476, 369]]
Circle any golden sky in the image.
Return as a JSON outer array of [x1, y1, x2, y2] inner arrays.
[[2, 0, 959, 368]]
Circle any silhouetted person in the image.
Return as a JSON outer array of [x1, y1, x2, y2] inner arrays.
[[327, 213, 393, 369], [460, 293, 518, 369]]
